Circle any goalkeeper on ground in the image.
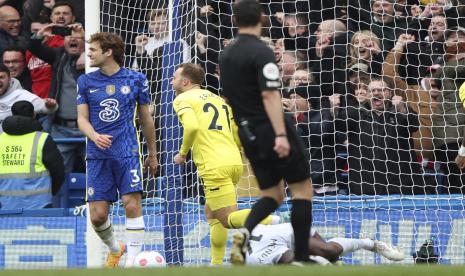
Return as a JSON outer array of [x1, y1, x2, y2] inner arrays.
[[246, 223, 405, 265], [171, 63, 280, 265]]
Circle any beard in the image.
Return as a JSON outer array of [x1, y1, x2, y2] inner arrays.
[[445, 42, 465, 61]]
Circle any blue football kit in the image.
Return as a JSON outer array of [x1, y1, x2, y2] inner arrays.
[[77, 67, 151, 202]]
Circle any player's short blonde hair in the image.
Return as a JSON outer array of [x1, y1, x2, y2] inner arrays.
[[179, 63, 205, 85]]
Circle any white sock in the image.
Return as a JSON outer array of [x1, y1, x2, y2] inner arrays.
[[328, 238, 375, 255], [125, 216, 145, 266], [93, 218, 120, 253], [271, 215, 281, 224]]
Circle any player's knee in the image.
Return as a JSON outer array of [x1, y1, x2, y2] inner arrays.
[[289, 180, 313, 200], [124, 201, 141, 217], [90, 211, 108, 227], [219, 218, 230, 229]]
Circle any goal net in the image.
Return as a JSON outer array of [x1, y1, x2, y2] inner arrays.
[[84, 0, 465, 267]]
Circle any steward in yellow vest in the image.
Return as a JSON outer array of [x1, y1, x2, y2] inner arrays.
[[0, 101, 64, 209]]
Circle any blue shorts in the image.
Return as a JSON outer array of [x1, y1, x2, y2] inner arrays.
[[86, 157, 143, 202]]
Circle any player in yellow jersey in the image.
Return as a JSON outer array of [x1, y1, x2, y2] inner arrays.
[[172, 63, 279, 265]]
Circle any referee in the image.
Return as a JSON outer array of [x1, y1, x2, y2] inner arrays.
[[219, 0, 313, 264]]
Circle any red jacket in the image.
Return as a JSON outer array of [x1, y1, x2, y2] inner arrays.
[[26, 35, 64, 98]]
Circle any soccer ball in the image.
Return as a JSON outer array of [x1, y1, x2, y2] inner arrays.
[[134, 251, 166, 267]]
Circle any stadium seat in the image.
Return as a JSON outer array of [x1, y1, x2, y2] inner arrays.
[[53, 173, 86, 208]]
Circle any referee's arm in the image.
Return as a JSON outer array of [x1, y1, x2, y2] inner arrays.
[[262, 90, 287, 137], [262, 90, 290, 158], [258, 54, 290, 158]]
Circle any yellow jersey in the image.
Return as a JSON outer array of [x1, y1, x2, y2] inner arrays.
[[173, 88, 242, 172]]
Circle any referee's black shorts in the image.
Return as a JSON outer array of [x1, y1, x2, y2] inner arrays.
[[238, 116, 311, 190]]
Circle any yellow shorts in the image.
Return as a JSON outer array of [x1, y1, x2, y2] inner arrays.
[[200, 165, 243, 211]]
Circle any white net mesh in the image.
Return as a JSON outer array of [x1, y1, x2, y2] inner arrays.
[[92, 0, 465, 266]]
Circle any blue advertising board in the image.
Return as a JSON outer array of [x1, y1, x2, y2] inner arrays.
[[0, 196, 464, 268]]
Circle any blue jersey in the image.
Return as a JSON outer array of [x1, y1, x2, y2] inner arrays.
[[77, 67, 151, 159]]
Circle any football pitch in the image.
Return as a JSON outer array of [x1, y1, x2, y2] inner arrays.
[[0, 265, 464, 276]]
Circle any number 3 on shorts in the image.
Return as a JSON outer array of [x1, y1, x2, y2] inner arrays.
[[130, 169, 141, 184]]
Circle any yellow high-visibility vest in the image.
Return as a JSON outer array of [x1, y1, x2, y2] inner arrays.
[[0, 131, 52, 209]]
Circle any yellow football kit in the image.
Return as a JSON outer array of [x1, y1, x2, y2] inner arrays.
[[173, 88, 243, 211]]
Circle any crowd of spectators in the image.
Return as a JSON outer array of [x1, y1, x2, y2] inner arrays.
[[3, 0, 465, 209], [191, 0, 465, 196]]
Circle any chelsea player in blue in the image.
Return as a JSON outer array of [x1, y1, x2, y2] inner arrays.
[[77, 32, 158, 268]]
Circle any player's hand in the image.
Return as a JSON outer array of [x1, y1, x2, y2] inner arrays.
[[44, 98, 57, 109], [174, 153, 186, 164], [93, 133, 112, 150], [274, 136, 290, 158], [144, 154, 158, 176]]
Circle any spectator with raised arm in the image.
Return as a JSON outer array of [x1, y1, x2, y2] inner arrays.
[[29, 23, 85, 172], [348, 30, 384, 76], [0, 65, 57, 132], [0, 100, 64, 210], [331, 76, 426, 195], [383, 33, 439, 162], [401, 14, 447, 84], [310, 19, 349, 96], [432, 26, 465, 194]]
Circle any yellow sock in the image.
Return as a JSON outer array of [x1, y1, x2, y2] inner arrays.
[[227, 209, 273, 228], [208, 219, 228, 265]]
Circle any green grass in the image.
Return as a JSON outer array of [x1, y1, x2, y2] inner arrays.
[[0, 265, 464, 276]]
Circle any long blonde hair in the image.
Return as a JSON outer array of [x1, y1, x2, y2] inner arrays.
[[349, 30, 381, 66]]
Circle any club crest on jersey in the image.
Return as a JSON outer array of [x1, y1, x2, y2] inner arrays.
[[121, 85, 131, 94], [106, 84, 116, 95]]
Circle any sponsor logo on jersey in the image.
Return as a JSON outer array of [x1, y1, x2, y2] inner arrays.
[[263, 62, 280, 80], [89, 88, 99, 93], [121, 85, 131, 94], [87, 187, 94, 196], [99, 99, 120, 122], [106, 85, 116, 95]]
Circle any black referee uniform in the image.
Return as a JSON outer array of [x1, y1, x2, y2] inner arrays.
[[219, 34, 310, 188], [219, 0, 312, 264]]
